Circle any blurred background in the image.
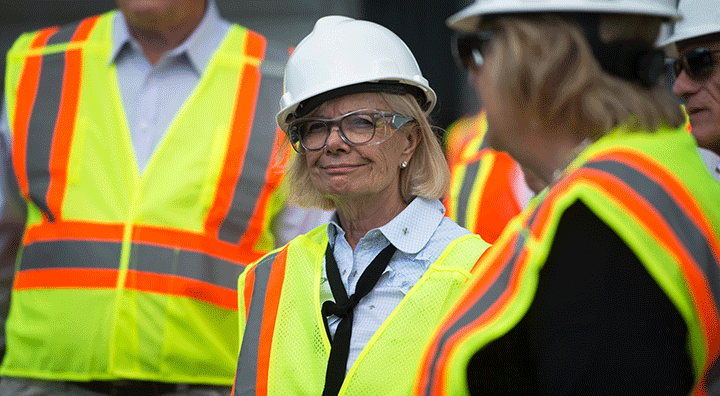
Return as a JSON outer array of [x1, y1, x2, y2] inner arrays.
[[0, 0, 479, 131]]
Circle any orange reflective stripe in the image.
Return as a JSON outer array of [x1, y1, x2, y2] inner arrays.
[[46, 16, 100, 221], [133, 224, 257, 265], [124, 270, 237, 310], [14, 268, 118, 289], [204, 43, 262, 236], [12, 26, 59, 200], [256, 247, 287, 395], [23, 220, 124, 244]]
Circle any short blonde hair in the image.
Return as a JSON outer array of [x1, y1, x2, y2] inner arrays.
[[281, 92, 450, 210], [483, 14, 684, 140]]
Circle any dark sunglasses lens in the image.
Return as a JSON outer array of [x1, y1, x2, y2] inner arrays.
[[454, 32, 493, 70], [676, 48, 717, 80], [454, 34, 477, 69], [686, 48, 714, 79]]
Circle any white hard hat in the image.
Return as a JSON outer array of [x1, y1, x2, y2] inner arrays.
[[448, 0, 680, 32], [659, 0, 720, 46], [276, 16, 436, 133]]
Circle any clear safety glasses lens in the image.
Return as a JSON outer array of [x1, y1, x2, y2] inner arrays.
[[288, 109, 414, 153]]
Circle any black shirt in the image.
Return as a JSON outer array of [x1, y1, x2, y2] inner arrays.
[[467, 200, 694, 395]]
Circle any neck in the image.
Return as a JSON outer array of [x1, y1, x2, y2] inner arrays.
[[529, 131, 590, 186], [334, 193, 409, 250], [129, 11, 204, 65]]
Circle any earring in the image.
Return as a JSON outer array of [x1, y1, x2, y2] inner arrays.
[[400, 161, 408, 168]]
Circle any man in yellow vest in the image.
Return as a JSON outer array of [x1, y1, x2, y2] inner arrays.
[[661, 0, 720, 183], [0, 0, 328, 395]]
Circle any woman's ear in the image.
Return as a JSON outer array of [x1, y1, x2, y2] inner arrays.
[[401, 124, 421, 158]]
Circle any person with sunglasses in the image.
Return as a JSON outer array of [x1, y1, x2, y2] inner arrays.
[[413, 0, 720, 395], [231, 16, 490, 396], [661, 0, 720, 183]]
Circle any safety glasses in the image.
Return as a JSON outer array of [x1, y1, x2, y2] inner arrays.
[[673, 47, 720, 81], [452, 31, 496, 70], [287, 109, 414, 153]]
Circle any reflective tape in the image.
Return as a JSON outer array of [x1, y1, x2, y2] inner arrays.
[[16, 239, 246, 309], [234, 250, 281, 395], [15, 17, 99, 222]]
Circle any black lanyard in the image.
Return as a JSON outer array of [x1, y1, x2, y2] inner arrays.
[[321, 241, 397, 396]]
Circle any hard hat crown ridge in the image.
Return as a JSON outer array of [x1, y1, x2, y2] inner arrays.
[[447, 0, 680, 32], [276, 15, 436, 133]]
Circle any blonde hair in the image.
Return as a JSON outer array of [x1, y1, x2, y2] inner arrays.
[[282, 92, 450, 210], [484, 14, 684, 140]]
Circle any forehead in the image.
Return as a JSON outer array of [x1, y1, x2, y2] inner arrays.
[[318, 93, 391, 117]]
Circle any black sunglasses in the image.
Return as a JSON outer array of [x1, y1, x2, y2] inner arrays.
[[452, 31, 496, 70], [673, 47, 720, 81]]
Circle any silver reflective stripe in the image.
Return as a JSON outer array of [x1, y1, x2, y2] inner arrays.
[[584, 160, 720, 310], [456, 161, 480, 228], [24, 22, 82, 222], [421, 233, 527, 396], [234, 252, 278, 395], [131, 243, 245, 290], [217, 40, 289, 244], [19, 240, 123, 271]]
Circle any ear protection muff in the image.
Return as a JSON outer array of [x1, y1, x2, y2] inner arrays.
[[573, 13, 665, 88], [595, 41, 665, 88]]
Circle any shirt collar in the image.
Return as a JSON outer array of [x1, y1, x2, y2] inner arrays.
[[110, 0, 227, 74], [326, 197, 447, 255]]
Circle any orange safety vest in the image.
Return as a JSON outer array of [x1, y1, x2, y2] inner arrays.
[[444, 111, 528, 243]]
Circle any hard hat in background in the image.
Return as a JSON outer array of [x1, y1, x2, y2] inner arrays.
[[659, 0, 720, 46], [447, 0, 680, 32], [276, 15, 437, 133]]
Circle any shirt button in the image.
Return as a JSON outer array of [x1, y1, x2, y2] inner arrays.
[[403, 228, 408, 235]]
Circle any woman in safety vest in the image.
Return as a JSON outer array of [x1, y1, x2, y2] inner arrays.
[[414, 0, 720, 395], [231, 16, 490, 396]]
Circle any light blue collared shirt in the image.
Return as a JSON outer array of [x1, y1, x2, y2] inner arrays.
[[321, 197, 470, 373], [111, 0, 230, 173]]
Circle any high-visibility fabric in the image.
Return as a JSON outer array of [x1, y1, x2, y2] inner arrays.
[[2, 11, 289, 385], [233, 225, 490, 396], [444, 112, 526, 243], [416, 127, 720, 396]]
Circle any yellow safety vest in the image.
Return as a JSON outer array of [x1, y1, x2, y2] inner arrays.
[[233, 225, 490, 395], [2, 11, 288, 384], [416, 127, 720, 395]]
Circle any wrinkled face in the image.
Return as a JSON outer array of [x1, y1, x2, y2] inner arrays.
[[672, 39, 720, 154], [303, 93, 418, 203], [115, 0, 206, 33]]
